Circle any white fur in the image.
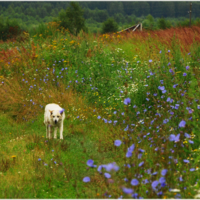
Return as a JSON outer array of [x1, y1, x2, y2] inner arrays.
[[44, 103, 65, 140]]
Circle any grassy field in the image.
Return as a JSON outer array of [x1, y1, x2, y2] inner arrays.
[[0, 23, 200, 198]]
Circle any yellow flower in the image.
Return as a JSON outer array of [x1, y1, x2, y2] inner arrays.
[[11, 155, 16, 158]]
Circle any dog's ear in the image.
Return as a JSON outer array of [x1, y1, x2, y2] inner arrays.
[[49, 110, 53, 115], [60, 108, 65, 115]]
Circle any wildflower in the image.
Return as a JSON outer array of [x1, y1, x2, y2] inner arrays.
[[83, 177, 90, 182], [161, 169, 168, 176], [97, 116, 101, 119], [139, 161, 144, 167], [122, 187, 133, 194], [104, 173, 111, 178], [186, 66, 189, 70], [131, 179, 139, 186], [124, 98, 131, 105], [189, 140, 194, 144], [105, 163, 119, 172], [190, 168, 195, 171], [114, 140, 122, 146], [169, 134, 180, 142], [149, 59, 152, 63], [183, 73, 187, 76], [179, 120, 186, 128], [38, 158, 41, 161], [146, 98, 149, 101], [152, 180, 159, 191], [163, 119, 169, 124], [183, 159, 189, 163], [87, 159, 96, 167]]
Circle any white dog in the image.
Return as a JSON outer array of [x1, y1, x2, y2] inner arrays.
[[44, 103, 65, 140]]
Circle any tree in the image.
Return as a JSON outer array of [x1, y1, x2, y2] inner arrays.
[[58, 2, 86, 36], [101, 18, 118, 34]]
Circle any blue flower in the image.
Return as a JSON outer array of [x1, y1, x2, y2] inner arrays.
[[179, 120, 186, 128], [83, 177, 90, 182], [38, 158, 41, 161], [87, 159, 96, 167], [183, 159, 189, 163], [105, 163, 119, 172], [183, 73, 187, 76], [104, 172, 111, 178], [169, 134, 180, 142], [139, 161, 144, 167], [163, 119, 169, 124], [124, 98, 131, 105], [190, 168, 195, 171], [151, 180, 159, 191], [186, 66, 190, 70], [122, 187, 133, 194], [149, 59, 152, 63], [131, 179, 139, 186], [161, 169, 168, 176], [97, 116, 101, 119]]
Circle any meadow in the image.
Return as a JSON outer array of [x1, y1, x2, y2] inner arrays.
[[0, 22, 200, 198]]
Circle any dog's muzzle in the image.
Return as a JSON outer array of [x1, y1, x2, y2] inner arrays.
[[55, 120, 57, 124]]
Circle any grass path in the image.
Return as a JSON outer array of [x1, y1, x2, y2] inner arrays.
[[0, 112, 112, 198]]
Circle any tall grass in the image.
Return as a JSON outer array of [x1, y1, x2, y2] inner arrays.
[[0, 23, 200, 198]]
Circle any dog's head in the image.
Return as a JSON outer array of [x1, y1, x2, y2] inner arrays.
[[49, 109, 64, 124]]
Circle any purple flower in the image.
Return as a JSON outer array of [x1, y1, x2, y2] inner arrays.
[[122, 187, 133, 194], [184, 133, 190, 138], [179, 176, 183, 181], [186, 66, 189, 70], [158, 86, 165, 91], [149, 59, 152, 63], [126, 151, 132, 158], [159, 177, 166, 184], [151, 180, 159, 191], [104, 173, 111, 178], [105, 163, 119, 172], [124, 98, 131, 105], [183, 159, 189, 163], [189, 140, 194, 144], [161, 169, 168, 176], [163, 119, 169, 124], [183, 73, 187, 76], [87, 159, 96, 167], [179, 120, 186, 128], [139, 161, 144, 167], [131, 179, 139, 186], [83, 177, 90, 182], [169, 134, 180, 142], [190, 168, 195, 171], [114, 140, 122, 147]]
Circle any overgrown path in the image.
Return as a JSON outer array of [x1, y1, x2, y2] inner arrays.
[[0, 112, 112, 198]]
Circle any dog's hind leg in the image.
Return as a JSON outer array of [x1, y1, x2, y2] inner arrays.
[[54, 127, 57, 139], [60, 124, 63, 140], [48, 125, 52, 139]]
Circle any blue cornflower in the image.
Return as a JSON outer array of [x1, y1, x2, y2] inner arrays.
[[163, 119, 169, 124], [169, 134, 180, 142], [190, 168, 195, 171], [124, 98, 131, 105], [38, 158, 41, 161], [114, 140, 122, 147], [149, 59, 152, 63], [122, 187, 133, 194], [105, 163, 119, 172], [104, 173, 111, 178], [139, 161, 144, 167], [161, 169, 168, 176], [121, 112, 124, 115], [179, 120, 186, 128], [131, 179, 139, 186], [113, 111, 117, 114], [83, 177, 90, 182], [97, 116, 101, 119], [151, 180, 159, 191], [87, 159, 96, 167], [186, 66, 189, 70], [183, 159, 189, 163]]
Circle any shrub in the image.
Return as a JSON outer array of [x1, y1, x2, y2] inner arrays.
[[101, 18, 118, 34]]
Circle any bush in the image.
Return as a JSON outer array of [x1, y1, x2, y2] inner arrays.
[[0, 18, 22, 41], [101, 18, 118, 34]]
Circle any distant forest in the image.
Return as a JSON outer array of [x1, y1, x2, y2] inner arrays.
[[0, 1, 200, 32]]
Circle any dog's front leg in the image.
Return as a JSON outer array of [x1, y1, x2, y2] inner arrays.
[[54, 127, 57, 139], [48, 125, 52, 139], [60, 124, 63, 140]]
